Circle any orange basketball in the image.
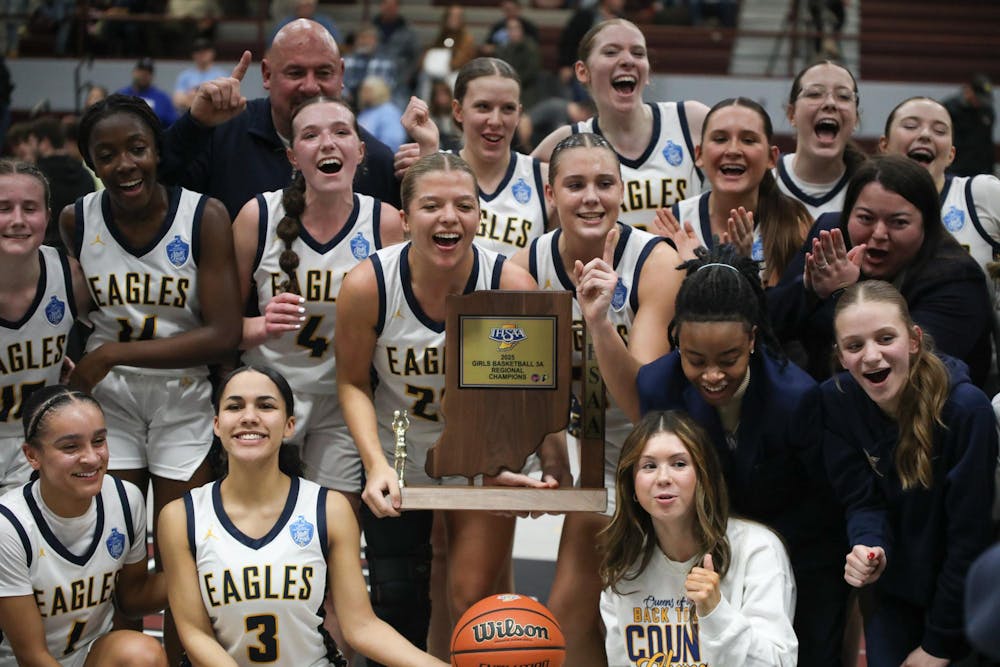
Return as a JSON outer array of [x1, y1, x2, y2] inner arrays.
[[451, 594, 566, 667]]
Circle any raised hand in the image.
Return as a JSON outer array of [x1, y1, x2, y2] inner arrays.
[[804, 228, 863, 298], [651, 207, 702, 260], [685, 553, 722, 616], [190, 50, 251, 127], [573, 226, 621, 326]]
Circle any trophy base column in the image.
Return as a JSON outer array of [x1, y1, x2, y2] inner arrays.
[[399, 487, 607, 512]]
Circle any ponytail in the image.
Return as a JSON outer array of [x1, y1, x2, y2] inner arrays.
[[277, 170, 306, 295]]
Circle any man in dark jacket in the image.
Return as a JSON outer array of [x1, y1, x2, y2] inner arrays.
[[944, 74, 996, 178], [158, 19, 400, 219]]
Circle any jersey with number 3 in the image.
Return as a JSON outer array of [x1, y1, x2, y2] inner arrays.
[[0, 246, 77, 438], [370, 242, 504, 485], [186, 477, 336, 667], [0, 476, 145, 667], [73, 187, 206, 376], [244, 191, 383, 394]]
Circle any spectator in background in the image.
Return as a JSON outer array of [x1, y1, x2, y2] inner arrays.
[[428, 78, 460, 151], [944, 74, 996, 177], [485, 0, 538, 50], [357, 75, 405, 153], [429, 5, 475, 74], [164, 0, 219, 53], [807, 0, 844, 57], [342, 23, 397, 108], [60, 116, 102, 190], [495, 17, 543, 110], [517, 95, 594, 154], [173, 38, 226, 113], [418, 4, 474, 99], [557, 0, 624, 100], [116, 57, 178, 128], [84, 83, 108, 109], [29, 116, 95, 249], [271, 0, 339, 43], [372, 0, 420, 109], [6, 121, 35, 161]]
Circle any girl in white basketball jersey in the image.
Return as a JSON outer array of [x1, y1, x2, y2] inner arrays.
[[659, 98, 813, 286], [399, 57, 552, 257], [337, 153, 544, 657], [158, 366, 448, 667], [0, 386, 166, 667], [880, 96, 1000, 284], [0, 161, 90, 491], [778, 60, 867, 218], [58, 95, 241, 517], [61, 94, 242, 662], [234, 97, 404, 506], [510, 133, 684, 666], [531, 19, 709, 230]]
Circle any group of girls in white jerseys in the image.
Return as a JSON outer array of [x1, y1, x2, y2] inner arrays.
[[0, 14, 998, 667]]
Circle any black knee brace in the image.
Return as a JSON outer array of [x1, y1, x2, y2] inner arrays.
[[361, 508, 433, 659]]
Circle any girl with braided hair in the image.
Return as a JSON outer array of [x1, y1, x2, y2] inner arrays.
[[578, 244, 848, 666], [233, 96, 403, 507], [824, 281, 996, 666]]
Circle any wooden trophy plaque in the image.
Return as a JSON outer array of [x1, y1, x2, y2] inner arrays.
[[399, 290, 607, 512]]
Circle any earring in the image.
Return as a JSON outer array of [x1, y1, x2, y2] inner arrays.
[[632, 493, 638, 502]]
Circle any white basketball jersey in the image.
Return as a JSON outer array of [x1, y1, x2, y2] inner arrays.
[[476, 152, 549, 256], [370, 243, 504, 485], [774, 153, 849, 219], [186, 477, 336, 667], [528, 222, 662, 441], [672, 192, 765, 265], [243, 191, 383, 394], [74, 187, 206, 377], [0, 476, 145, 667], [940, 175, 1000, 272], [574, 102, 702, 230], [0, 246, 77, 438]]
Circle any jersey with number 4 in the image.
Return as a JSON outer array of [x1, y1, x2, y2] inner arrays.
[[73, 187, 206, 377], [244, 191, 383, 394], [370, 242, 504, 485], [186, 477, 338, 667], [0, 476, 145, 667], [0, 246, 77, 438]]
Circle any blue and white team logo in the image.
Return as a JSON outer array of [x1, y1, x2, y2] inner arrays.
[[350, 232, 371, 260], [943, 206, 965, 232], [289, 515, 315, 547], [166, 235, 190, 267], [106, 528, 125, 559], [610, 276, 628, 312], [751, 236, 764, 262], [511, 178, 532, 205], [662, 140, 684, 167], [44, 296, 65, 325]]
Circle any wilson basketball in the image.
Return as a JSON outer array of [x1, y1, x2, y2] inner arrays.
[[451, 594, 566, 667]]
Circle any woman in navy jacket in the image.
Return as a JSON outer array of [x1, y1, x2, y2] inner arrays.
[[578, 244, 847, 667], [823, 280, 996, 666], [767, 155, 991, 386]]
